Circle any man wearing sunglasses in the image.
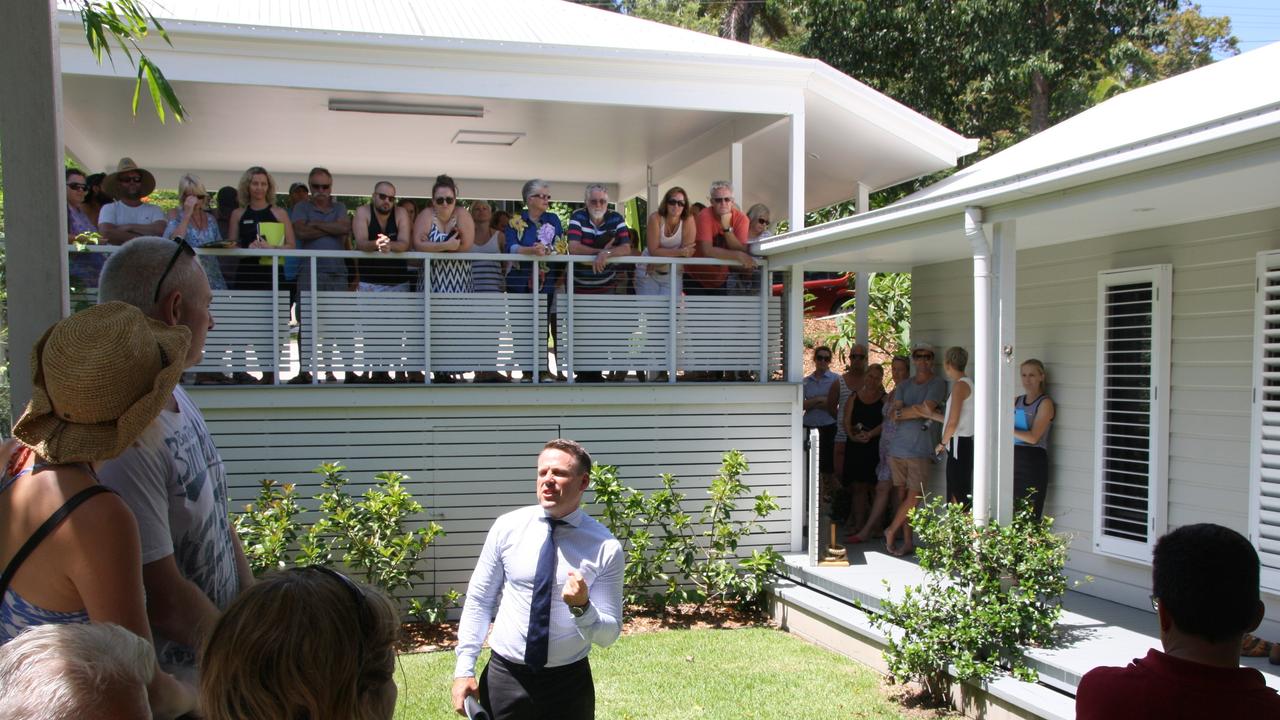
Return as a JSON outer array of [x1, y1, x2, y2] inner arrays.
[[352, 181, 415, 383], [290, 168, 352, 383], [96, 237, 254, 684], [687, 180, 757, 296], [98, 157, 166, 245], [883, 342, 947, 556]]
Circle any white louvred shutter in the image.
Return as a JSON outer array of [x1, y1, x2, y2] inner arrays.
[[1250, 251, 1280, 591], [1093, 266, 1172, 562]]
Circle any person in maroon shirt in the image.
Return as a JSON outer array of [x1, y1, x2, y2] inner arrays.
[[1075, 523, 1280, 718]]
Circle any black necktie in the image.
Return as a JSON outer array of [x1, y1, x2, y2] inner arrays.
[[526, 517, 565, 670]]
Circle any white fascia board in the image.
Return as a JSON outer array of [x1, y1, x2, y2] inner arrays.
[[57, 26, 805, 117], [760, 105, 1280, 266], [806, 64, 979, 166]]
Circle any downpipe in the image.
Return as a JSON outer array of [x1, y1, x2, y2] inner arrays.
[[964, 207, 991, 526]]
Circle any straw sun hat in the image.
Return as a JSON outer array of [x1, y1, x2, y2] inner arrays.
[[13, 302, 190, 464], [102, 157, 157, 198]]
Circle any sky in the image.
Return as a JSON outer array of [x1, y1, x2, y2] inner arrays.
[[1195, 1, 1280, 55]]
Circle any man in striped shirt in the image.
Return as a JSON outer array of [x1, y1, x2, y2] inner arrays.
[[567, 184, 634, 382]]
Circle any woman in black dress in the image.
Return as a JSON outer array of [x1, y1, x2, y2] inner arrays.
[[842, 363, 885, 535]]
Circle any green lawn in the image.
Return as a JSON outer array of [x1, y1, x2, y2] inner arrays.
[[394, 626, 917, 719]]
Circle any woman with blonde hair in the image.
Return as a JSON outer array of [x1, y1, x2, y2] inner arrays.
[[164, 173, 228, 291], [200, 567, 400, 720], [1013, 359, 1055, 519], [227, 166, 296, 292]]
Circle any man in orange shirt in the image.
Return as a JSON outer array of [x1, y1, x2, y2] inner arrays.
[[687, 180, 756, 295]]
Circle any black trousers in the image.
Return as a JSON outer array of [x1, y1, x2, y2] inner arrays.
[[480, 652, 594, 720], [945, 435, 974, 509], [1014, 445, 1049, 519]]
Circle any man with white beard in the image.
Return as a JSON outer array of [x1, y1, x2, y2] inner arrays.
[[566, 184, 633, 382]]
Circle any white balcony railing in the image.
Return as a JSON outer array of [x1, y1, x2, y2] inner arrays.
[[69, 246, 783, 384]]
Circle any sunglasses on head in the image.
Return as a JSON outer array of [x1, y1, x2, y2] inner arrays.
[[67, 182, 88, 191], [434, 196, 455, 205], [294, 566, 372, 654], [376, 192, 396, 202], [310, 183, 331, 191], [667, 198, 686, 207], [153, 237, 195, 303]]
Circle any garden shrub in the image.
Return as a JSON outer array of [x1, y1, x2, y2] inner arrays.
[[591, 450, 782, 612], [233, 463, 458, 621], [868, 495, 1069, 703]]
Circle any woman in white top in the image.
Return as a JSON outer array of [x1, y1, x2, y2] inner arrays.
[[636, 186, 696, 296], [468, 200, 505, 293], [931, 346, 974, 508]]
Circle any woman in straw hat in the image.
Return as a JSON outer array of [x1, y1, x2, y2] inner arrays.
[[0, 302, 198, 718]]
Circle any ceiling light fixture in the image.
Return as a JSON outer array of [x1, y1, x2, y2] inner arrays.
[[328, 99, 485, 118], [452, 130, 525, 146]]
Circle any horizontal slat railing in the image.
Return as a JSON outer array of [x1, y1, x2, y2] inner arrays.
[[68, 246, 783, 383]]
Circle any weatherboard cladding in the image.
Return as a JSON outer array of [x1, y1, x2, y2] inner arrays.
[[911, 207, 1280, 611]]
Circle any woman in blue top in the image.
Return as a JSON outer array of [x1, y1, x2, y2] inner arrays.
[[505, 179, 565, 381], [0, 303, 198, 718], [1013, 358, 1055, 519]]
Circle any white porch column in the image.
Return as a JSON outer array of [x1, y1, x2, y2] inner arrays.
[[730, 142, 744, 203], [853, 182, 871, 346], [784, 265, 804, 382], [1, 0, 69, 420], [787, 112, 805, 233], [992, 221, 1018, 524]]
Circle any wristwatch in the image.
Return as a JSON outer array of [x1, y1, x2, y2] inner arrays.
[[569, 601, 591, 618]]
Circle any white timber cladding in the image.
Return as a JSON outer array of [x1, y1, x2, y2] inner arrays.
[[911, 208, 1279, 611], [194, 385, 799, 604], [1092, 265, 1173, 563], [1251, 250, 1280, 591]]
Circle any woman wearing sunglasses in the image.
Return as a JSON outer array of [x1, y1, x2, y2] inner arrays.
[[635, 186, 697, 297], [163, 174, 228, 291], [65, 167, 104, 290], [412, 174, 475, 293]]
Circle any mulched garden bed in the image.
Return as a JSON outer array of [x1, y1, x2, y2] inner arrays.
[[398, 603, 770, 654]]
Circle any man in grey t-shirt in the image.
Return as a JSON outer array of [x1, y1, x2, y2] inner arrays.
[[96, 238, 254, 681], [884, 342, 947, 555], [290, 167, 351, 291]]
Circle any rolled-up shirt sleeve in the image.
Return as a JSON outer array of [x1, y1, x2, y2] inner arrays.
[[572, 537, 624, 649], [454, 523, 506, 678]]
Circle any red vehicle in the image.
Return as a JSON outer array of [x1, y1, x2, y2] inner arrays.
[[771, 272, 855, 318]]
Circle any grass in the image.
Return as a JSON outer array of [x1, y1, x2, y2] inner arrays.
[[393, 626, 920, 719]]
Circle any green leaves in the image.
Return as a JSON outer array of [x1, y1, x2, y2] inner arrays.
[[869, 496, 1070, 703], [75, 0, 186, 122], [231, 463, 455, 620], [589, 450, 782, 613]]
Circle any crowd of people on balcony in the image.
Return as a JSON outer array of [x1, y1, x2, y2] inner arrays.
[[64, 158, 775, 385], [806, 344, 1054, 558]]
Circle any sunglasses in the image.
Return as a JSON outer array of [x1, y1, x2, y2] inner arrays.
[[67, 182, 88, 191], [587, 198, 609, 206], [153, 237, 195, 303], [711, 197, 734, 204], [310, 183, 331, 191], [913, 353, 934, 360], [756, 218, 770, 225], [119, 175, 144, 183], [190, 194, 207, 201], [376, 192, 396, 203], [529, 194, 551, 201], [434, 196, 456, 205], [667, 198, 686, 207], [815, 355, 832, 362]]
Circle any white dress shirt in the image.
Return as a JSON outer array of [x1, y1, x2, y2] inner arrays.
[[454, 505, 624, 678]]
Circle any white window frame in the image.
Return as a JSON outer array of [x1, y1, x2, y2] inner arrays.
[[1249, 250, 1280, 592], [1092, 265, 1172, 563]]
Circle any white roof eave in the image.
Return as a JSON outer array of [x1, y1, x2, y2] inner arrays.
[[760, 104, 1280, 265]]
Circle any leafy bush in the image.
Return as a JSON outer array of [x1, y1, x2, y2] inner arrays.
[[828, 271, 912, 357], [592, 450, 782, 612], [868, 496, 1069, 703], [233, 463, 457, 622]]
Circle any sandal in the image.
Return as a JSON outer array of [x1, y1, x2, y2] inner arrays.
[[1243, 634, 1272, 657], [843, 534, 866, 544]]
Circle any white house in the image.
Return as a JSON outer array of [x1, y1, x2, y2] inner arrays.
[[761, 42, 1280, 635]]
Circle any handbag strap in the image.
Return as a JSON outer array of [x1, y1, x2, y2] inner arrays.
[[0, 484, 115, 600]]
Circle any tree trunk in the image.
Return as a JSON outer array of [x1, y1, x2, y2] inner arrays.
[[720, 0, 756, 44], [1030, 71, 1050, 134]]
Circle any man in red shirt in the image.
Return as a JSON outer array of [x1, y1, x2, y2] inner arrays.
[[1075, 523, 1280, 718], [687, 180, 756, 295]]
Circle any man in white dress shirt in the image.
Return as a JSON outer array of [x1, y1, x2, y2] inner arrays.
[[452, 439, 624, 719]]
